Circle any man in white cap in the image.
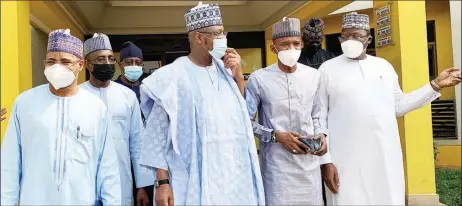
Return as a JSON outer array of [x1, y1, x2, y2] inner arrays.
[[80, 33, 149, 206], [318, 12, 462, 205], [1, 29, 121, 205], [138, 2, 265, 206], [246, 17, 327, 205]]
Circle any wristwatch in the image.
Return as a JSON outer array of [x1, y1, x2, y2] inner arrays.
[[271, 130, 278, 143], [154, 179, 169, 188]]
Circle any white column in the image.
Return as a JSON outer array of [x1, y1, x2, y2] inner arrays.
[[450, 1, 461, 142]]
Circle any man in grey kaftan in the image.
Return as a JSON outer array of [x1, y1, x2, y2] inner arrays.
[[246, 17, 327, 205]]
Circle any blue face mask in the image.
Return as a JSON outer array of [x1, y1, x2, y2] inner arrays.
[[123, 66, 143, 82]]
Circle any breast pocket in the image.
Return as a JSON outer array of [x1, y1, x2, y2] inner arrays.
[[112, 115, 128, 140], [68, 125, 94, 164]]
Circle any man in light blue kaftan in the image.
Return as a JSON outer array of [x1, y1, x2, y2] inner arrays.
[[138, 2, 264, 206], [246, 18, 327, 205], [1, 29, 121, 206], [80, 33, 150, 206]]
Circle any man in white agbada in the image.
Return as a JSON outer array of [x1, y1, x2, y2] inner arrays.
[[138, 2, 264, 206], [80, 33, 150, 206], [246, 17, 327, 205], [318, 12, 462, 205], [0, 29, 121, 205]]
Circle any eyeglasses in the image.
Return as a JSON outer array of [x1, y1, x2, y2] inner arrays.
[[200, 31, 228, 39], [89, 56, 117, 64], [339, 34, 369, 42], [43, 60, 80, 67]]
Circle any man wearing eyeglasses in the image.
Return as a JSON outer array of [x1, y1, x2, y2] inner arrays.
[[1, 29, 121, 205], [318, 12, 461, 205], [138, 2, 264, 206], [80, 33, 147, 206]]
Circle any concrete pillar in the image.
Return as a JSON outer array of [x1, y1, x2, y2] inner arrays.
[[1, 1, 32, 141], [373, 1, 440, 205]]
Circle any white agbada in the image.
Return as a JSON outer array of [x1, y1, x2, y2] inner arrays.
[[318, 55, 441, 205], [245, 63, 325, 205], [1, 84, 121, 205], [80, 81, 146, 206]]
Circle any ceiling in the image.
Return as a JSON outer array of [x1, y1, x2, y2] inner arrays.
[[61, 1, 310, 35]]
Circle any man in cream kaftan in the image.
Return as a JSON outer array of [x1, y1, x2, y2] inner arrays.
[[318, 12, 462, 205], [318, 54, 443, 205]]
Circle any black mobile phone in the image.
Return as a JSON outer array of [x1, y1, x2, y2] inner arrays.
[[299, 137, 321, 153]]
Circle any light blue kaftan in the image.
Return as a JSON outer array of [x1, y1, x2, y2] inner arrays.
[[138, 56, 265, 205], [1, 84, 121, 205], [246, 63, 325, 205], [80, 81, 152, 205]]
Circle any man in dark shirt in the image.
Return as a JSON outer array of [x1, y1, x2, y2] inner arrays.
[[115, 41, 143, 102], [115, 41, 154, 206], [298, 18, 336, 69]]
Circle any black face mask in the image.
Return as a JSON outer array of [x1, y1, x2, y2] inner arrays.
[[304, 43, 321, 54], [92, 64, 115, 81]]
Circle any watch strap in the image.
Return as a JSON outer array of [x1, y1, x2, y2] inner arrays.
[[155, 179, 169, 188]]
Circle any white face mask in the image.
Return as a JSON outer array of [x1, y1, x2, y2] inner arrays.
[[209, 38, 228, 60], [341, 39, 367, 59], [276, 48, 301, 67], [44, 64, 76, 90]]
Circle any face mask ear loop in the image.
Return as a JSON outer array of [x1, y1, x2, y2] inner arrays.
[[367, 36, 373, 44], [273, 45, 279, 54]]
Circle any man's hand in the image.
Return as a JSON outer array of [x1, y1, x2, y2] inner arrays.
[[321, 163, 339, 194], [224, 48, 244, 80], [1, 108, 6, 121], [311, 134, 327, 156], [275, 131, 309, 154], [434, 67, 461, 88], [155, 184, 174, 206], [224, 48, 245, 96], [136, 188, 149, 206]]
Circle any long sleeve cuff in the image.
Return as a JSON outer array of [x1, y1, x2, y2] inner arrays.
[[319, 152, 333, 165], [138, 153, 168, 171], [251, 121, 274, 143], [425, 83, 442, 99], [134, 166, 155, 188]]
